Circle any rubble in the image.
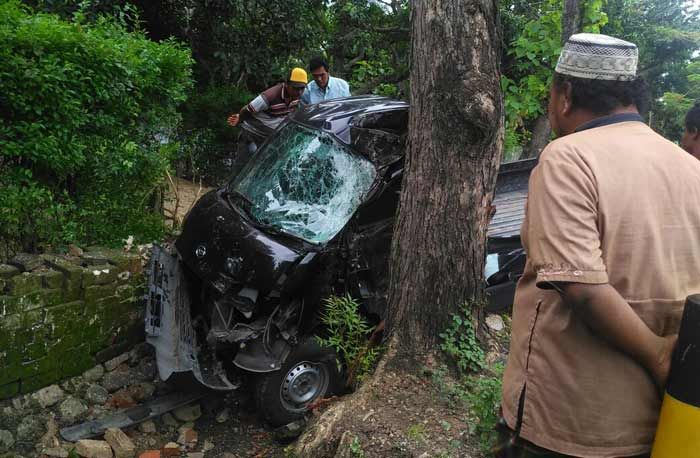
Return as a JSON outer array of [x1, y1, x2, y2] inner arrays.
[[138, 451, 160, 458], [41, 446, 70, 457], [102, 369, 135, 393], [75, 439, 113, 458], [486, 314, 505, 332], [161, 442, 180, 457], [0, 347, 286, 457], [16, 415, 46, 444], [58, 397, 88, 423], [176, 427, 197, 449], [214, 408, 229, 424], [104, 355, 130, 372], [0, 429, 15, 452], [160, 414, 178, 428], [172, 404, 201, 422], [201, 439, 214, 452], [83, 366, 106, 383], [138, 421, 156, 434], [85, 385, 110, 405], [31, 385, 65, 408], [104, 428, 135, 458]]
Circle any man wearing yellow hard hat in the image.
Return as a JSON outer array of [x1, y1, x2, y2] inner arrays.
[[227, 67, 308, 174]]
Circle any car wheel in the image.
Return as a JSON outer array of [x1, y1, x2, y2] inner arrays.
[[254, 337, 344, 426]]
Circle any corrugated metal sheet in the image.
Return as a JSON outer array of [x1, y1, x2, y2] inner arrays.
[[488, 189, 528, 238]]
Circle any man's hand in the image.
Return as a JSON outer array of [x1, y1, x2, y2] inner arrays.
[[227, 114, 240, 127], [649, 334, 678, 390], [563, 282, 679, 391]]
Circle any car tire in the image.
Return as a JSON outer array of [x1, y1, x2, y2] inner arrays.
[[254, 337, 344, 426]]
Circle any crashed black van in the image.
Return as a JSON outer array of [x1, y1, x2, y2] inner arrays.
[[145, 96, 531, 426]]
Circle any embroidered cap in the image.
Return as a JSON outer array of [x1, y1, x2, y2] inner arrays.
[[555, 33, 638, 81]]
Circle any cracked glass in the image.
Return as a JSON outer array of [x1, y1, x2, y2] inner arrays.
[[231, 123, 377, 243]]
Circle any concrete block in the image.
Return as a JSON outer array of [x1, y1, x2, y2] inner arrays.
[[41, 270, 64, 289], [9, 253, 45, 272], [0, 296, 20, 316], [45, 258, 84, 285], [7, 273, 42, 296], [0, 265, 19, 280], [84, 285, 117, 304]]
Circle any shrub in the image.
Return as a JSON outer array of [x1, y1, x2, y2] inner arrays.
[[0, 1, 193, 257], [439, 302, 486, 374], [176, 84, 254, 184], [316, 294, 381, 386]]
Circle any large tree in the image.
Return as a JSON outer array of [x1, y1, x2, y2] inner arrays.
[[386, 0, 504, 354]]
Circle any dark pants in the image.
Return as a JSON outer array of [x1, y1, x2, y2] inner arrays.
[[493, 421, 650, 458]]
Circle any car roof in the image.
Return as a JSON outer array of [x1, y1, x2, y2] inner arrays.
[[292, 95, 409, 144]]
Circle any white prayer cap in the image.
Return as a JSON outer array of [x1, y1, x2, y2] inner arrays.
[[555, 33, 638, 81]]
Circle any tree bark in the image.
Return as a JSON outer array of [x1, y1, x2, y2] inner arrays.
[[562, 0, 583, 43], [386, 0, 504, 354], [520, 114, 551, 159]]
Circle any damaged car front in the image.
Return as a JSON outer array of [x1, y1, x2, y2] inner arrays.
[[145, 96, 408, 425]]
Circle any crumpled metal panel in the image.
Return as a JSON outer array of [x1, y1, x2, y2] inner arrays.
[[145, 245, 238, 390]]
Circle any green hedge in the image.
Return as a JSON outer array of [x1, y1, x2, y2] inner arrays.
[[0, 1, 193, 257]]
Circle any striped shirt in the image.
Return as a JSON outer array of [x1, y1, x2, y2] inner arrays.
[[247, 83, 300, 131]]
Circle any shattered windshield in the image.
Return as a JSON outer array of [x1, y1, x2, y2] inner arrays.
[[230, 123, 377, 244]]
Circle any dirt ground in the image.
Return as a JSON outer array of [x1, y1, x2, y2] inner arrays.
[[128, 390, 289, 458]]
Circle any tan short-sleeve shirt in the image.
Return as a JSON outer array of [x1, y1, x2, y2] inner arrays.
[[502, 119, 700, 457]]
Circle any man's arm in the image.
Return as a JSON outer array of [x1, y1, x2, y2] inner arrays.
[[562, 282, 677, 388], [227, 105, 254, 127], [228, 93, 268, 127]]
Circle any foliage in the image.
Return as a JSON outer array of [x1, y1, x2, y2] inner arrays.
[[406, 423, 426, 442], [0, 1, 193, 256], [349, 436, 365, 458], [439, 303, 486, 374], [432, 363, 504, 453], [328, 0, 409, 98], [500, 0, 609, 161], [129, 0, 327, 91], [436, 304, 505, 452], [602, 0, 700, 138], [176, 84, 254, 183], [461, 365, 504, 451], [316, 294, 380, 385]]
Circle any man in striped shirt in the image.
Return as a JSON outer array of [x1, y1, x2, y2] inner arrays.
[[227, 67, 308, 174]]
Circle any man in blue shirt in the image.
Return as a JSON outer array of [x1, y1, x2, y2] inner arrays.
[[300, 57, 351, 105]]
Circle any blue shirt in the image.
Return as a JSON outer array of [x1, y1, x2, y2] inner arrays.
[[300, 76, 351, 105]]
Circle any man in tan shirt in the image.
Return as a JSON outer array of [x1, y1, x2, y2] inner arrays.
[[499, 33, 700, 457]]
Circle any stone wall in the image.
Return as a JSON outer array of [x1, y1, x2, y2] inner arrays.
[[0, 249, 146, 399]]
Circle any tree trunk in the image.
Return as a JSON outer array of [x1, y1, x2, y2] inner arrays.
[[386, 0, 503, 355], [562, 0, 583, 43], [521, 0, 583, 160], [520, 114, 551, 159]]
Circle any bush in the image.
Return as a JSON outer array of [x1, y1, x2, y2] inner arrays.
[[0, 1, 193, 257], [316, 294, 381, 386], [439, 302, 486, 374], [176, 84, 254, 184]]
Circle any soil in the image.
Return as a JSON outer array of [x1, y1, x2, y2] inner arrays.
[[128, 390, 289, 458]]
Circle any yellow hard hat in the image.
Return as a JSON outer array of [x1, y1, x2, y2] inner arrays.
[[288, 67, 308, 87]]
